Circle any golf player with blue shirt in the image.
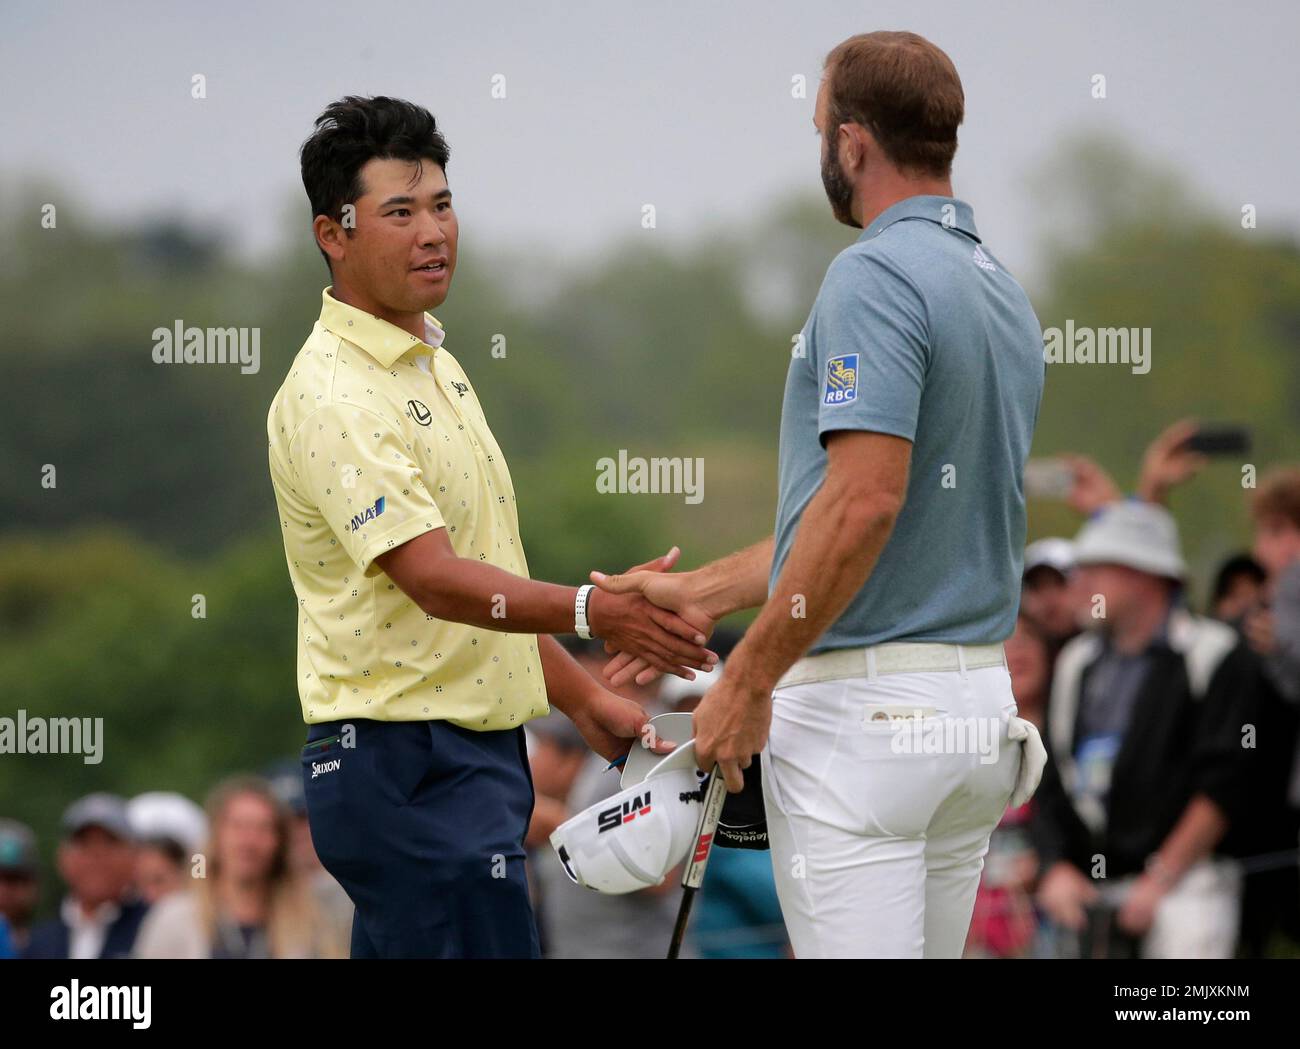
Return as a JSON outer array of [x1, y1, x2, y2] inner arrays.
[[593, 31, 1047, 957]]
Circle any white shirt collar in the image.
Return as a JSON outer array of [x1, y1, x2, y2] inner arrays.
[[61, 896, 122, 959]]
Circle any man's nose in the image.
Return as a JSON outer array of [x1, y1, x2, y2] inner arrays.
[[418, 213, 447, 247]]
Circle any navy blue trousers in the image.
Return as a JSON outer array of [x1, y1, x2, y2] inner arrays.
[[302, 717, 539, 959]]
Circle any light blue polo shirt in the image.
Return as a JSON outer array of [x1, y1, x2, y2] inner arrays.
[[771, 196, 1044, 651]]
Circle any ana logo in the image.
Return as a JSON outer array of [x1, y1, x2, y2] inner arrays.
[[597, 790, 651, 833], [311, 758, 341, 779], [348, 496, 385, 533], [823, 353, 859, 406], [407, 399, 432, 426], [972, 245, 997, 272]]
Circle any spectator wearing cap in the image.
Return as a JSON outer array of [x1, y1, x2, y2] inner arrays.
[[1021, 538, 1081, 648], [1031, 502, 1258, 958], [133, 775, 345, 958], [127, 792, 208, 905], [0, 819, 40, 954], [23, 794, 149, 959]]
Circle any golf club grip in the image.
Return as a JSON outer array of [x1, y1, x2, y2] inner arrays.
[[682, 764, 728, 889]]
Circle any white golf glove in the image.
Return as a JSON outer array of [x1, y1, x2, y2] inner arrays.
[[1006, 716, 1046, 807]]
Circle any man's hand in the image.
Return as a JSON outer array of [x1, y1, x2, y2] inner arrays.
[[691, 666, 772, 793], [1036, 861, 1100, 931], [587, 586, 717, 681], [581, 543, 717, 682], [1063, 454, 1121, 517], [567, 687, 676, 765], [591, 559, 725, 688], [1137, 419, 1208, 504], [1116, 873, 1166, 936]]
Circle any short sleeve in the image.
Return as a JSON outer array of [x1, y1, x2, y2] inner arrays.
[[290, 403, 445, 577], [815, 251, 929, 444]]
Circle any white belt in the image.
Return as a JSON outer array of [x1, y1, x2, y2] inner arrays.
[[776, 642, 1006, 689]]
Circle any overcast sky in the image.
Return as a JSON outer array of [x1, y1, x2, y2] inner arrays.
[[3, 0, 1297, 278]]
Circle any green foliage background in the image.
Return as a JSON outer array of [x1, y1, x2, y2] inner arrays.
[[2, 135, 1299, 904]]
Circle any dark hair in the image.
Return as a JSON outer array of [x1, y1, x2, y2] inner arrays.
[[1211, 553, 1266, 604], [1252, 467, 1300, 531], [824, 31, 964, 177], [299, 95, 450, 270]]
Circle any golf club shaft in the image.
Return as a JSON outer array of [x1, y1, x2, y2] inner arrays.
[[667, 763, 728, 958]]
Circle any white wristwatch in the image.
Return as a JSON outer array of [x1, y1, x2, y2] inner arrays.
[[575, 584, 596, 640]]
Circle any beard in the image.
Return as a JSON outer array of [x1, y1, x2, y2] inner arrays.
[[820, 143, 859, 228]]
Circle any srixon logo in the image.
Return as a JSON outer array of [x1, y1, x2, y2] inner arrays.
[[597, 790, 651, 833]]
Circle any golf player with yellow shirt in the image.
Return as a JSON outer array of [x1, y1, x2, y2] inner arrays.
[[266, 96, 714, 959]]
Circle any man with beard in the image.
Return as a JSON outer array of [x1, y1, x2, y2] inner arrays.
[[592, 31, 1045, 957]]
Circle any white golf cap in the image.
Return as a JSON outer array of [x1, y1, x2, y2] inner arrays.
[[550, 739, 706, 894], [620, 712, 697, 788], [1023, 537, 1076, 577], [1072, 500, 1187, 580], [127, 791, 208, 854]]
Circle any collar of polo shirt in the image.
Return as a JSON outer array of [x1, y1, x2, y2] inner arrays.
[[318, 286, 446, 369], [858, 195, 980, 244]]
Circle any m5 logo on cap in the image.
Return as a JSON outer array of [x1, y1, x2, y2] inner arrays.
[[597, 791, 651, 833], [824, 354, 858, 406]]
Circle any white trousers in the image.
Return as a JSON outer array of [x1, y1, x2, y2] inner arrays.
[[762, 658, 1021, 958]]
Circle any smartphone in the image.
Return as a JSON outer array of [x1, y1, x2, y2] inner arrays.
[[1023, 458, 1073, 500], [1185, 425, 1252, 456]]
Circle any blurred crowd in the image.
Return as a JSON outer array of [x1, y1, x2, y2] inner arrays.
[[968, 421, 1300, 958], [2, 420, 1297, 960], [0, 630, 784, 961]]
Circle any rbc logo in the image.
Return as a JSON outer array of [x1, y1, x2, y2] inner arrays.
[[823, 353, 859, 405]]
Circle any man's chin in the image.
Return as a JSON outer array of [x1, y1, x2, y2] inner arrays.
[[824, 196, 860, 229], [404, 280, 451, 312]]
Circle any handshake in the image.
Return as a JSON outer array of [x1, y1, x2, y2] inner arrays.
[[582, 546, 727, 688]]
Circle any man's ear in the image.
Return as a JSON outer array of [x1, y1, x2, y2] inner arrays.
[[834, 123, 856, 174], [841, 123, 875, 178], [313, 214, 347, 268]]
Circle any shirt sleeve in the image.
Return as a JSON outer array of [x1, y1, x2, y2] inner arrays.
[[289, 402, 446, 577], [1191, 640, 1259, 821], [814, 250, 930, 444]]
